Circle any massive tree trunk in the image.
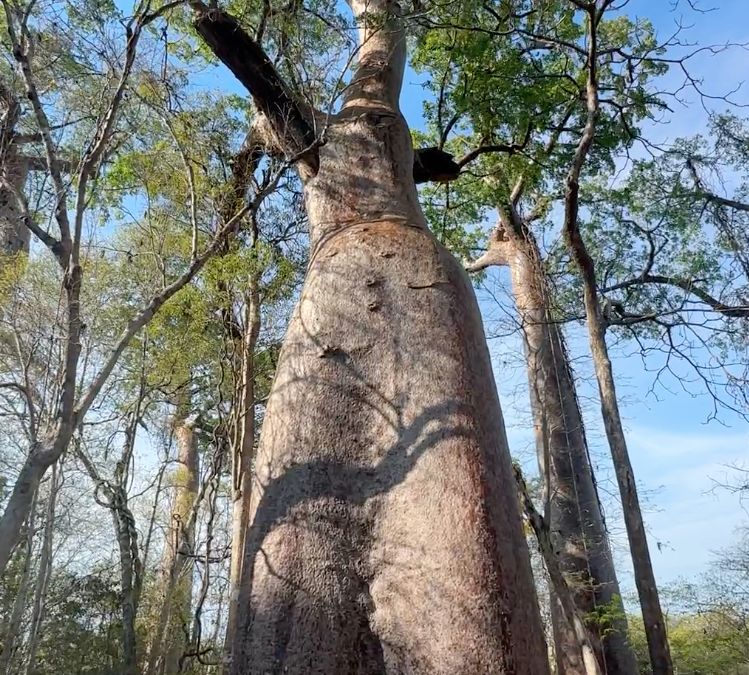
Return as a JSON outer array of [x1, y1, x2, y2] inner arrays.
[[195, 3, 550, 674], [467, 216, 636, 675]]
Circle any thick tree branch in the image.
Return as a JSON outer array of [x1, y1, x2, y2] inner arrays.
[[413, 147, 460, 183], [2, 0, 72, 255], [192, 6, 465, 186], [344, 0, 406, 109], [23, 155, 74, 173], [464, 214, 514, 273], [456, 141, 524, 168], [193, 8, 318, 169]]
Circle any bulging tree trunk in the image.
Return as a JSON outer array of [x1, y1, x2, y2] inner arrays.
[[197, 3, 552, 674]]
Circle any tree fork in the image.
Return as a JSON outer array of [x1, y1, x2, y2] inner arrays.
[[193, 8, 461, 186]]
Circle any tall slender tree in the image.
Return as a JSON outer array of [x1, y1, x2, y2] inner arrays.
[[467, 211, 636, 675], [561, 5, 673, 675]]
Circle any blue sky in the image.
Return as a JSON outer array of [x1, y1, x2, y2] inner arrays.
[[187, 0, 749, 589]]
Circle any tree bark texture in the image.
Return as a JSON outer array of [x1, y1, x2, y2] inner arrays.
[[23, 464, 58, 675], [494, 221, 637, 675], [0, 84, 30, 264], [578, 269, 673, 675], [561, 9, 674, 670], [0, 148, 30, 258], [197, 3, 552, 674], [0, 489, 37, 675], [111, 486, 141, 675], [0, 427, 70, 579], [514, 466, 602, 675]]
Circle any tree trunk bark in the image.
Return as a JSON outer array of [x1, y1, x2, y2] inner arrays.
[[111, 487, 141, 675], [499, 224, 637, 675], [225, 282, 261, 659], [514, 466, 602, 675], [148, 414, 199, 675], [0, 149, 30, 258], [218, 2, 551, 673], [23, 464, 58, 675], [580, 280, 673, 675], [561, 9, 674, 675]]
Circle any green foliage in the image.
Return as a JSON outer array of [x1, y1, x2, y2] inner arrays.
[[585, 594, 628, 638], [33, 569, 122, 675], [628, 606, 749, 675], [407, 1, 670, 265]]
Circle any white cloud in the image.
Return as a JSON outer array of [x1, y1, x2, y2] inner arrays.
[[615, 425, 748, 584]]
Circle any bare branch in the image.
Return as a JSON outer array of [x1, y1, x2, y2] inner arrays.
[[604, 274, 749, 319], [686, 158, 749, 212], [2, 0, 72, 254]]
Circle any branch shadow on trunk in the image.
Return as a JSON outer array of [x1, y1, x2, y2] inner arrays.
[[237, 388, 475, 669], [226, 243, 521, 672]]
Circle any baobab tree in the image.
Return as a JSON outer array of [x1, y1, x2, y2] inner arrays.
[[194, 0, 551, 672], [467, 212, 637, 675]]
